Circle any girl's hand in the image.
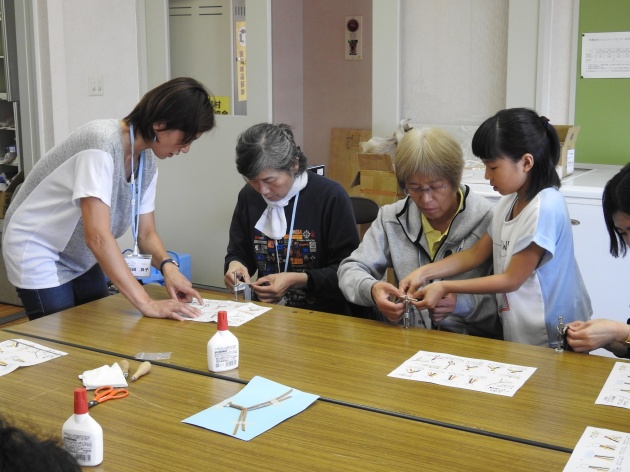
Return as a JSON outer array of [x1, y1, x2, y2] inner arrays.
[[399, 267, 429, 295], [411, 282, 447, 310]]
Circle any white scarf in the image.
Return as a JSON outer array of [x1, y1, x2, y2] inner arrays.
[[255, 172, 308, 240]]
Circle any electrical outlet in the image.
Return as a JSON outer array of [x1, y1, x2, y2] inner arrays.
[[88, 75, 103, 96]]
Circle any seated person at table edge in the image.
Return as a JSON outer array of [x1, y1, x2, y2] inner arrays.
[[567, 162, 630, 357], [338, 127, 501, 338], [224, 123, 367, 317], [0, 416, 81, 471]]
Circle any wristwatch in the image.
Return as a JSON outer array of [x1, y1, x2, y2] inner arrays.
[[159, 258, 180, 275]]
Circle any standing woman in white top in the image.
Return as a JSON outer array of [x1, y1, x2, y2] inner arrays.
[[2, 77, 216, 321], [400, 108, 592, 348]]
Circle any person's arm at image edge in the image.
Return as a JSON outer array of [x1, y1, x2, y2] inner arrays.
[[566, 319, 630, 356]]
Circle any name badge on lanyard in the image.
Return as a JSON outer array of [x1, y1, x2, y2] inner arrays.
[[125, 124, 152, 278]]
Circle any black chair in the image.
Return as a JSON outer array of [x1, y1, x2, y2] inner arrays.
[[350, 196, 380, 225]]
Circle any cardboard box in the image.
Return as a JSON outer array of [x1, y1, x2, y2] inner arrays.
[[139, 253, 192, 285], [350, 153, 404, 207], [553, 125, 580, 179], [327, 128, 372, 193]]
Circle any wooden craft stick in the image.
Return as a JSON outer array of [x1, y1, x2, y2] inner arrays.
[[226, 389, 293, 434]]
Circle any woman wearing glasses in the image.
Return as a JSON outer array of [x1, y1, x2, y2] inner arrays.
[[338, 127, 501, 338]]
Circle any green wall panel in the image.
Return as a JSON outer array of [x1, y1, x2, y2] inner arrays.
[[576, 0, 630, 165]]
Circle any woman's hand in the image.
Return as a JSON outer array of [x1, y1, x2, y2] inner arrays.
[[251, 272, 307, 304], [371, 281, 405, 323], [427, 292, 457, 323], [140, 298, 201, 320], [162, 262, 202, 305], [225, 261, 251, 291]]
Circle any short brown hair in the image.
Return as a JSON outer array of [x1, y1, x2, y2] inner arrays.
[[124, 77, 216, 145]]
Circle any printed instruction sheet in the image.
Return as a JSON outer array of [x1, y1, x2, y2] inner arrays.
[[595, 361, 630, 409], [563, 426, 630, 471], [0, 339, 68, 376], [388, 350, 536, 397], [182, 299, 271, 326]]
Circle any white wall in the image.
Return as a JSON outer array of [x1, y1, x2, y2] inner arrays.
[[32, 0, 578, 159], [401, 1, 508, 126], [373, 0, 578, 139], [34, 0, 141, 152], [271, 0, 304, 146]]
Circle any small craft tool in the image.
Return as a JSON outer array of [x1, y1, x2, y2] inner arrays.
[[130, 361, 151, 381], [400, 295, 418, 329], [88, 385, 129, 408], [120, 359, 129, 378]]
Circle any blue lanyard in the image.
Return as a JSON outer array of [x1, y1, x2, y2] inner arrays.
[[129, 124, 144, 256], [283, 192, 299, 273], [274, 192, 300, 273]]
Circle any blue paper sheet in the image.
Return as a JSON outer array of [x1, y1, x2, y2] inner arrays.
[[182, 376, 319, 441]]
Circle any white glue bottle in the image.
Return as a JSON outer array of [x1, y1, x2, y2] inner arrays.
[[208, 310, 239, 372], [62, 387, 104, 467]]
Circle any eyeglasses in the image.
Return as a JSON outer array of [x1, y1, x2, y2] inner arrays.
[[403, 184, 449, 197]]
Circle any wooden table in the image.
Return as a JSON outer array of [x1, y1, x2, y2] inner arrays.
[[0, 332, 569, 471], [5, 285, 629, 452]]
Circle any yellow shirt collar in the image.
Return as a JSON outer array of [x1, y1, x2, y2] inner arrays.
[[421, 187, 464, 259]]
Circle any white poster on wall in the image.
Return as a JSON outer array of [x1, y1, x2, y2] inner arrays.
[[581, 31, 630, 78]]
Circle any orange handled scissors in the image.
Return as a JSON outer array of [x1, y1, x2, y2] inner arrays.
[[88, 386, 129, 408]]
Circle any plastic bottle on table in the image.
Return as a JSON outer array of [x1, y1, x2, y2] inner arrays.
[[207, 310, 239, 372], [62, 387, 104, 466]]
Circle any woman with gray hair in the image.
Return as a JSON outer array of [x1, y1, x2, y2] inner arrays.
[[224, 123, 364, 316], [338, 127, 501, 337]]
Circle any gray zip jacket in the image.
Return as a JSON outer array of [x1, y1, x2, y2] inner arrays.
[[338, 185, 502, 339]]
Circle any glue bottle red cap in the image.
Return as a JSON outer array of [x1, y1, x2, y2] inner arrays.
[[74, 387, 88, 415], [217, 310, 228, 331]]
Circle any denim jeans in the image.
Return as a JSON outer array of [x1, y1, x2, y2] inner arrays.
[[17, 264, 110, 320]]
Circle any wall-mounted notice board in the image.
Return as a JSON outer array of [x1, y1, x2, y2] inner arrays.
[[575, 0, 630, 166]]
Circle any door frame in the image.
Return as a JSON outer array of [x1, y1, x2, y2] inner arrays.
[[135, 0, 272, 288]]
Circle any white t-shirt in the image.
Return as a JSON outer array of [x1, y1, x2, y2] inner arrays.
[[490, 188, 592, 347], [2, 120, 158, 289]]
